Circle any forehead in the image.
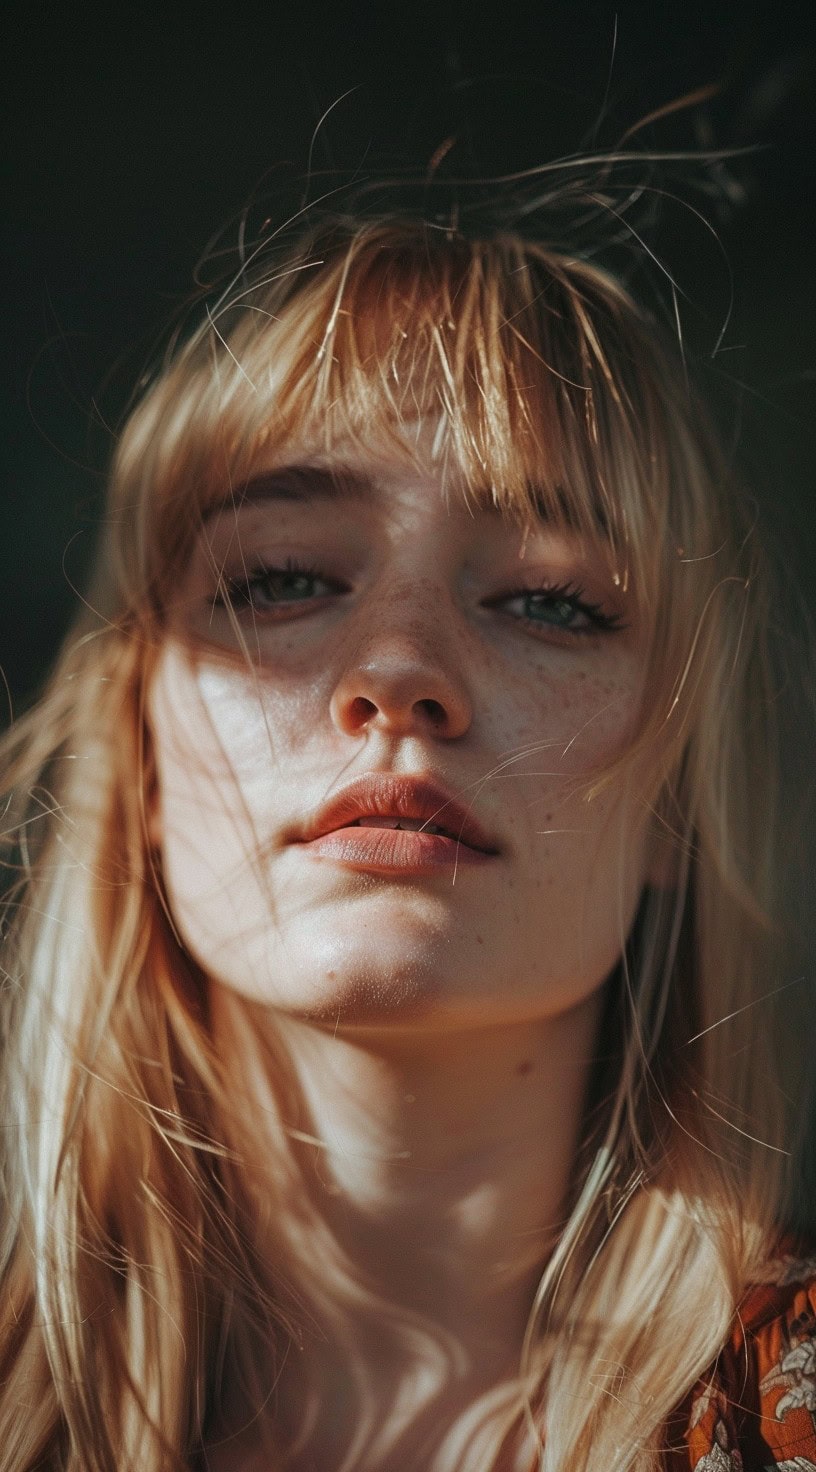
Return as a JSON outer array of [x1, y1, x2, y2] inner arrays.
[[202, 423, 613, 543]]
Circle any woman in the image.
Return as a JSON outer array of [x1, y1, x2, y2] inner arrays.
[[1, 177, 814, 1470]]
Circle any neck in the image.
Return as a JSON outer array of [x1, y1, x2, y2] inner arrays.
[[208, 989, 604, 1468]]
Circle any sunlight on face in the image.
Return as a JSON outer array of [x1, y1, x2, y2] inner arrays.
[[148, 437, 655, 1032]]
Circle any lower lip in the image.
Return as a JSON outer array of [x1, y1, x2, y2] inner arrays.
[[297, 827, 496, 874]]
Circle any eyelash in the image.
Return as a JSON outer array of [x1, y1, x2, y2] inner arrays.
[[210, 559, 624, 638], [492, 580, 625, 637], [212, 558, 339, 612]]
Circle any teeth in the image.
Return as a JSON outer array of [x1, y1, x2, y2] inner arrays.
[[350, 817, 451, 836]]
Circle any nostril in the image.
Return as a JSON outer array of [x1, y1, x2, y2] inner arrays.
[[415, 698, 447, 726], [332, 665, 471, 740], [348, 696, 378, 726]]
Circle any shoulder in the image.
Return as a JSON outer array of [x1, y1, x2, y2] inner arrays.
[[678, 1249, 816, 1471]]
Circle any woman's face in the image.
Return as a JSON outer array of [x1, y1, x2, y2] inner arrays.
[[148, 432, 656, 1031]]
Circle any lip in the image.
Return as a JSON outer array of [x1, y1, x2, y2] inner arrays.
[[293, 774, 500, 872]]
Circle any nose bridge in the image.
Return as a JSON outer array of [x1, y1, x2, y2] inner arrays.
[[330, 571, 473, 738], [367, 571, 448, 649]]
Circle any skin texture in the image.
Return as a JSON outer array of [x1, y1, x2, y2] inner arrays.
[[147, 434, 658, 1469], [150, 440, 652, 1031]]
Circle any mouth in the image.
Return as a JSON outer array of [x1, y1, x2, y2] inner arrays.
[[293, 774, 500, 872], [344, 816, 472, 839]]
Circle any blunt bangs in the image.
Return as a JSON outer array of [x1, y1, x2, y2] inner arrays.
[[107, 217, 753, 788], [204, 223, 688, 571]]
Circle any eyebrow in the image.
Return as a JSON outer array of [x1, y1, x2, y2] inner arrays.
[[204, 464, 375, 520], [202, 460, 610, 537]]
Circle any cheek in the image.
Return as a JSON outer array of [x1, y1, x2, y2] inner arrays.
[[147, 650, 283, 925], [490, 651, 642, 782], [150, 642, 324, 793], [489, 658, 649, 894]]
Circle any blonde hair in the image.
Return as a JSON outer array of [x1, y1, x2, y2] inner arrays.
[[1, 199, 813, 1470]]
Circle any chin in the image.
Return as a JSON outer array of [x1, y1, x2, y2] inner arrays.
[[266, 925, 450, 1026]]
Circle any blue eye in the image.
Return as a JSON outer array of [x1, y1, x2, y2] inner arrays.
[[521, 592, 587, 628], [496, 583, 623, 636], [213, 559, 339, 613]]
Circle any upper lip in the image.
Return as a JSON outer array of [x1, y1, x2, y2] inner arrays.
[[296, 774, 500, 854]]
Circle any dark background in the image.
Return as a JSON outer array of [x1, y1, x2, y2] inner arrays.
[[3, 0, 815, 721]]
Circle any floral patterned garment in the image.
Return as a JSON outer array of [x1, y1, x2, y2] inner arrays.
[[670, 1251, 816, 1471]]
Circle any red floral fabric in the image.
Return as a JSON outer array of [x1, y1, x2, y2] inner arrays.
[[669, 1252, 816, 1470]]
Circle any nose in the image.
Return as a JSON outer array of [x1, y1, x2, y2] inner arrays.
[[329, 583, 473, 741]]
